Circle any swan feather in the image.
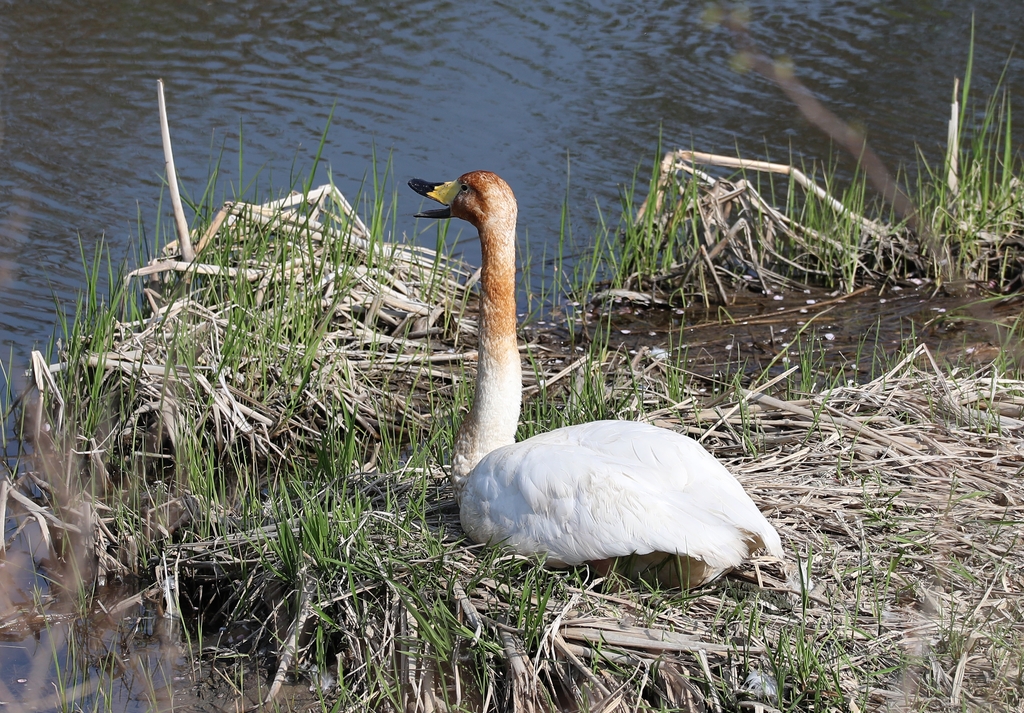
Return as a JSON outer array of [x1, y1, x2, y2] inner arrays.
[[459, 420, 783, 573]]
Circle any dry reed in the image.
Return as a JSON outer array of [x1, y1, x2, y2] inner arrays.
[[5, 180, 1023, 712], [630, 150, 1024, 301]]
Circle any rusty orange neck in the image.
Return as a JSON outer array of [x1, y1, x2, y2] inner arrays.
[[451, 201, 522, 492]]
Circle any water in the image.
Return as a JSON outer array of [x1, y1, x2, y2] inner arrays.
[[0, 0, 1022, 707]]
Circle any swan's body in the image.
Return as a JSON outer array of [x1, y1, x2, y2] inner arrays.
[[410, 171, 783, 587]]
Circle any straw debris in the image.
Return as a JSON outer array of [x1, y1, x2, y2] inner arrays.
[[96, 184, 475, 487], [7, 178, 1024, 712], [142, 343, 1022, 711], [628, 150, 1024, 301]]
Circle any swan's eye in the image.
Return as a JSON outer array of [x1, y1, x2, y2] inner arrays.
[[460, 184, 469, 193]]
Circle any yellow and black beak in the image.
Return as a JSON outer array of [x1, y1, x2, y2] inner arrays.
[[409, 178, 460, 219]]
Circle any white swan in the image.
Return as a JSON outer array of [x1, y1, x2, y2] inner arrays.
[[409, 171, 783, 588]]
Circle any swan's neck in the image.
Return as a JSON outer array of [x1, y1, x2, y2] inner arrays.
[[451, 213, 521, 495]]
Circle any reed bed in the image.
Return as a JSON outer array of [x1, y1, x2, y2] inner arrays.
[[630, 150, 906, 298], [131, 183, 480, 446], [618, 139, 1022, 303], [118, 343, 1023, 712], [5, 165, 1023, 711], [19, 183, 484, 579], [1, 182, 478, 650]]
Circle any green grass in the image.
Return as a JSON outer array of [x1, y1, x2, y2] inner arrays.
[[576, 45, 1021, 303], [2, 48, 1023, 712]]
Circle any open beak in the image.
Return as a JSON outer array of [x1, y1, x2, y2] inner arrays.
[[409, 178, 459, 219]]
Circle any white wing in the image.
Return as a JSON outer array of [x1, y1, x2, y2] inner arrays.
[[459, 420, 782, 573]]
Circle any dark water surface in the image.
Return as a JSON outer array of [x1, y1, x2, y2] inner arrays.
[[0, 0, 1023, 708]]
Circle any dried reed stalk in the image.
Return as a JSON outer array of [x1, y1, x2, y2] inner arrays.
[[136, 344, 1021, 711], [10, 180, 1023, 710]]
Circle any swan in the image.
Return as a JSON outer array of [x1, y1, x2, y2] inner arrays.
[[409, 170, 783, 588]]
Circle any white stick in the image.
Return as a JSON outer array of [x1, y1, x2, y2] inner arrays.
[[157, 79, 194, 262], [946, 77, 960, 195]]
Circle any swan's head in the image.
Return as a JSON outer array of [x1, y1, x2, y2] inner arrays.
[[409, 171, 517, 232]]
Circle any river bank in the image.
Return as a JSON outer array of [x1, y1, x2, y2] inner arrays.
[[2, 104, 1023, 710]]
